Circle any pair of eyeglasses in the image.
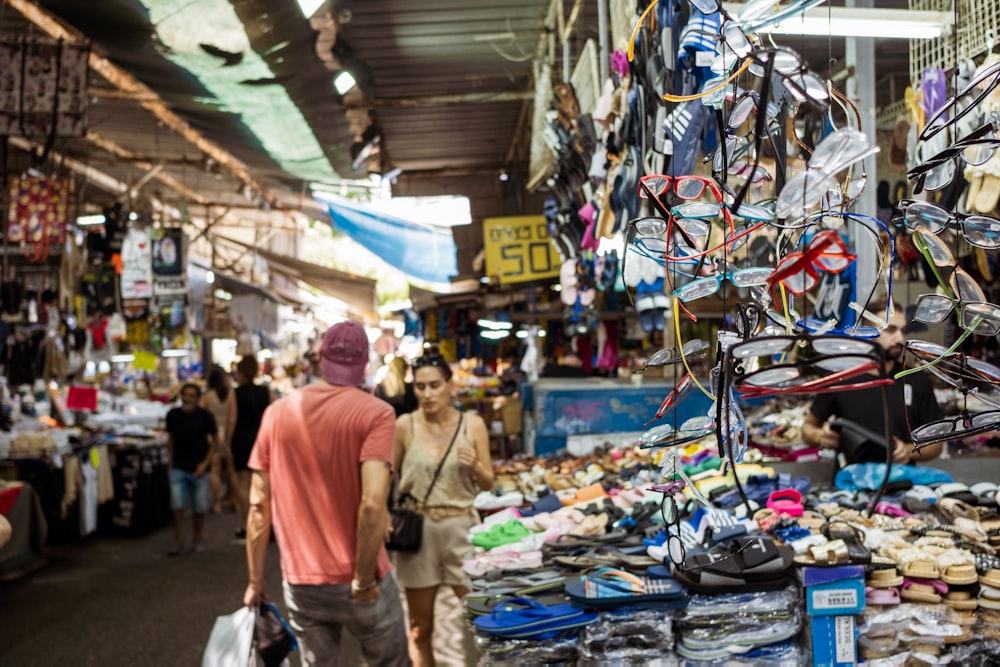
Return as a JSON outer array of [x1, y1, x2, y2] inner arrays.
[[896, 199, 1000, 250], [908, 122, 1000, 194], [911, 409, 1000, 448], [920, 61, 1000, 141], [748, 47, 830, 107], [656, 482, 691, 568], [911, 230, 1000, 336], [636, 416, 716, 449], [639, 174, 724, 206], [673, 266, 772, 303], [904, 340, 1000, 386], [766, 230, 856, 296], [894, 318, 986, 381], [634, 339, 711, 374], [729, 334, 893, 397], [645, 374, 695, 427], [775, 128, 879, 220], [671, 200, 774, 224], [802, 210, 895, 333]]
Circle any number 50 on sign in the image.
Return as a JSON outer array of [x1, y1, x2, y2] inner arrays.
[[482, 216, 561, 284]]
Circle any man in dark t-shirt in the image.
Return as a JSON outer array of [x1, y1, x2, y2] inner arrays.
[[802, 302, 944, 465], [165, 382, 217, 554]]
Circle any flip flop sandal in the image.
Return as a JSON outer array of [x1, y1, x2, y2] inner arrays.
[[469, 568, 563, 590], [944, 590, 979, 611], [981, 568, 1000, 588], [900, 578, 947, 604], [937, 550, 979, 585], [866, 585, 901, 606], [971, 482, 1000, 507], [793, 539, 850, 567], [823, 521, 871, 565], [496, 611, 600, 640], [766, 489, 804, 517], [893, 548, 941, 579], [464, 591, 570, 618], [978, 584, 1000, 611], [867, 568, 904, 588], [473, 597, 588, 635], [564, 568, 687, 608]]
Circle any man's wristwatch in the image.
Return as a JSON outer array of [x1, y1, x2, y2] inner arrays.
[[351, 578, 378, 594]]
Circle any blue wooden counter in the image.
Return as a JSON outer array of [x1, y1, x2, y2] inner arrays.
[[529, 377, 714, 456]]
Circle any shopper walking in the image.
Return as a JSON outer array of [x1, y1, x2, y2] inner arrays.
[[165, 382, 217, 555], [394, 353, 493, 666], [230, 355, 272, 540], [243, 321, 409, 666], [202, 365, 237, 513]]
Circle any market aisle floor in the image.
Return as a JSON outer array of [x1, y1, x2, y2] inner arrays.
[[0, 511, 477, 666]]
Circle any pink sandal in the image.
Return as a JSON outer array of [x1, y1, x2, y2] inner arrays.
[[866, 585, 901, 606]]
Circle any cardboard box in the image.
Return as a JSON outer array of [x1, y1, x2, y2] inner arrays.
[[810, 615, 857, 667], [802, 565, 866, 616]]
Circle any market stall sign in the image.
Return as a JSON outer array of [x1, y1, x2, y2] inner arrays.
[[483, 216, 560, 284], [120, 229, 153, 299]]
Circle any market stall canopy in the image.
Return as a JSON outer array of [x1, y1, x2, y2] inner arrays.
[[315, 192, 458, 285], [217, 236, 377, 323]]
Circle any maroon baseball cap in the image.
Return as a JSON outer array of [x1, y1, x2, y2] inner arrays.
[[320, 321, 369, 386]]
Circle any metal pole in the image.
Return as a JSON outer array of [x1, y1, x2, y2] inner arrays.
[[845, 0, 879, 303], [563, 39, 571, 83], [597, 0, 609, 83]]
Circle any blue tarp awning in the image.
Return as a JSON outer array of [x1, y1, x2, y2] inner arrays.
[[315, 193, 458, 285]]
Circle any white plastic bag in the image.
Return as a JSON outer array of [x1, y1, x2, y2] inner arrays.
[[202, 606, 257, 667]]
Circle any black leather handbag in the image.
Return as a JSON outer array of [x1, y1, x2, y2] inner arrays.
[[386, 416, 463, 552]]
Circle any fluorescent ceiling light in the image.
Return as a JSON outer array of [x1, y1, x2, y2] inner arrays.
[[481, 330, 510, 340], [110, 354, 136, 363], [76, 214, 104, 226], [734, 6, 951, 39], [161, 349, 190, 358], [333, 71, 357, 95], [296, 0, 326, 18], [477, 318, 513, 331]]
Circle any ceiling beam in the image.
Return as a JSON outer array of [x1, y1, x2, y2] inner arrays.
[[347, 90, 532, 109], [7, 0, 281, 211]]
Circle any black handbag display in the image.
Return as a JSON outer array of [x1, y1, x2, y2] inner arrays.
[[386, 415, 463, 552]]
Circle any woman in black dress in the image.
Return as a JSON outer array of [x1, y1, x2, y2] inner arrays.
[[230, 355, 272, 538]]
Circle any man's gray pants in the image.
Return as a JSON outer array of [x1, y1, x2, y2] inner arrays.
[[283, 572, 410, 666]]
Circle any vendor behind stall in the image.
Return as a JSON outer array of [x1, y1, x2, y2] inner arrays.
[[802, 300, 944, 465]]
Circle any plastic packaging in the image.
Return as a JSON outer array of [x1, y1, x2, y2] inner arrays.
[[579, 608, 674, 662]]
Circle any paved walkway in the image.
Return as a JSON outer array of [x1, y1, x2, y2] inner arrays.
[[0, 511, 476, 666]]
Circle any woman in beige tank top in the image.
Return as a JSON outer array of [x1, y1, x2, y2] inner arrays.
[[393, 354, 493, 667], [201, 365, 237, 514]]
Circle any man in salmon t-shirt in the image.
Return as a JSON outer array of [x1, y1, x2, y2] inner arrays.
[[243, 320, 409, 666]]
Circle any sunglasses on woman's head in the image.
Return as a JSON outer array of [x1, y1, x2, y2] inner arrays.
[[413, 355, 448, 370]]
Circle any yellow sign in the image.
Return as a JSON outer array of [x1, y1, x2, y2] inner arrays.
[[483, 216, 561, 284]]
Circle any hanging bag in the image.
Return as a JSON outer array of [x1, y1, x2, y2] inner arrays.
[[386, 414, 463, 552]]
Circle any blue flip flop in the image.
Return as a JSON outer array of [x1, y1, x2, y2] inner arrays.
[[564, 568, 687, 609], [496, 611, 599, 640], [473, 597, 587, 635]]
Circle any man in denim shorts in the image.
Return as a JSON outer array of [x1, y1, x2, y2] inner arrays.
[[165, 383, 217, 555]]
